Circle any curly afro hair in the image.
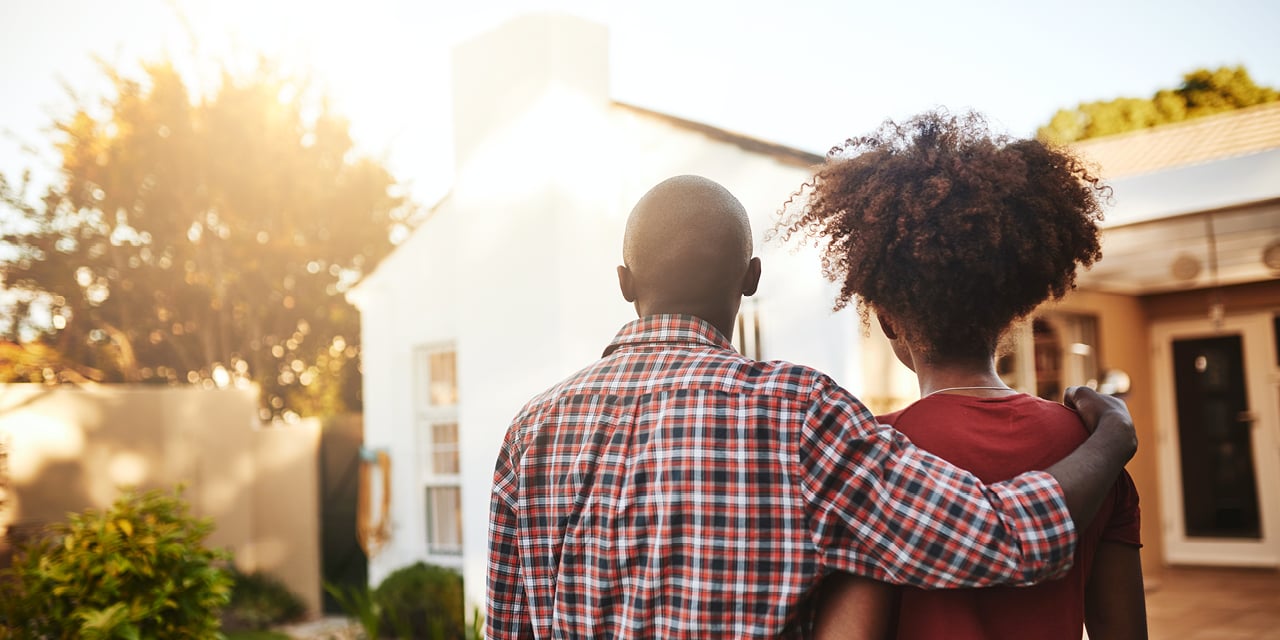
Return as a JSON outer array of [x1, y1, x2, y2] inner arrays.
[[774, 110, 1108, 363]]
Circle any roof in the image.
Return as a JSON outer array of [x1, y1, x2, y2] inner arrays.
[[610, 101, 825, 169], [1069, 102, 1280, 294], [1071, 101, 1280, 179], [351, 104, 824, 302]]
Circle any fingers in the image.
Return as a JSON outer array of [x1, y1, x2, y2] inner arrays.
[[1063, 386, 1107, 434], [1063, 386, 1081, 412], [1064, 386, 1104, 419], [1063, 386, 1136, 443]]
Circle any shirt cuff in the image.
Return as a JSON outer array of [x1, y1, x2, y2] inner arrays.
[[990, 470, 1078, 584]]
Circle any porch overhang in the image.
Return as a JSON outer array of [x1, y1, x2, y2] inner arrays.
[[1075, 149, 1280, 296]]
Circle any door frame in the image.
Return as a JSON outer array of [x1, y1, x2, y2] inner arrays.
[[1152, 311, 1280, 567]]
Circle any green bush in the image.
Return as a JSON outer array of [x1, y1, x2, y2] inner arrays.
[[222, 567, 307, 631], [0, 487, 233, 638], [324, 581, 385, 639], [374, 563, 465, 640]]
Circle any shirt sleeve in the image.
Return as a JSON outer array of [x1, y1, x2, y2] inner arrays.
[[1101, 470, 1142, 548], [487, 428, 534, 639], [798, 376, 1078, 590]]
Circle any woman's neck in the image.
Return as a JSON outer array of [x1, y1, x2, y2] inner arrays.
[[913, 356, 1012, 397]]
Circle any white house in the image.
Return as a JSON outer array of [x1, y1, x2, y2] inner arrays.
[[346, 14, 866, 607], [350, 11, 1280, 610]]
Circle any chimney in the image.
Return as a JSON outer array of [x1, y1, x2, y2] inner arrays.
[[450, 14, 610, 169]]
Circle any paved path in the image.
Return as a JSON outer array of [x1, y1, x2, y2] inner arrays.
[[1145, 567, 1280, 639], [276, 616, 359, 639]]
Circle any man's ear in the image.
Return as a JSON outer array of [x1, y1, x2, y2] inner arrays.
[[617, 265, 637, 302], [740, 257, 762, 296], [877, 313, 898, 340]]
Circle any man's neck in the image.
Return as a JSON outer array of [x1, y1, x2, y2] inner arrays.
[[638, 302, 738, 342]]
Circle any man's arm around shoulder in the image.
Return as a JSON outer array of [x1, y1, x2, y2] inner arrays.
[[799, 381, 1137, 589], [1047, 387, 1139, 531]]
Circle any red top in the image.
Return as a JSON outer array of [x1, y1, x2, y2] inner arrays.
[[879, 393, 1141, 640], [487, 315, 1078, 639]]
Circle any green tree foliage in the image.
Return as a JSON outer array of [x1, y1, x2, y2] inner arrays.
[[1038, 66, 1280, 144], [0, 60, 413, 418], [0, 340, 82, 383], [0, 487, 234, 638]]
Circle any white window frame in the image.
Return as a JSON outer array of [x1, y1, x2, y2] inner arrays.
[[413, 343, 463, 561], [732, 298, 763, 360]]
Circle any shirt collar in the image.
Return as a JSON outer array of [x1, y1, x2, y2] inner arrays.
[[602, 314, 735, 357]]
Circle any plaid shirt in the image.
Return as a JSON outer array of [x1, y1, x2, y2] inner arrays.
[[488, 315, 1076, 639]]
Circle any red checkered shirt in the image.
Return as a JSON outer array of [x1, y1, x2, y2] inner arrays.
[[487, 315, 1076, 639]]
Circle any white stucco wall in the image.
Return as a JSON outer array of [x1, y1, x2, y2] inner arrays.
[[352, 109, 865, 609], [349, 14, 867, 610]]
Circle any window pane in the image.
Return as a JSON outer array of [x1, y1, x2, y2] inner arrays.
[[425, 486, 463, 554], [433, 449, 460, 475], [429, 351, 457, 406], [429, 422, 460, 475], [1172, 335, 1260, 538], [432, 422, 458, 445]]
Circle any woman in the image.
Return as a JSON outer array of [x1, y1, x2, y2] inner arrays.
[[777, 110, 1147, 640]]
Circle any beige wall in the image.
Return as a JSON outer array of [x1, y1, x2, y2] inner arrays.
[[248, 420, 322, 615], [0, 385, 321, 615], [1047, 289, 1164, 583]]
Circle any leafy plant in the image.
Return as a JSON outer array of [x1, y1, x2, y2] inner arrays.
[[222, 567, 307, 631], [466, 607, 483, 640], [0, 487, 233, 638], [224, 632, 291, 640], [325, 563, 467, 639], [324, 581, 384, 639], [374, 563, 465, 640]]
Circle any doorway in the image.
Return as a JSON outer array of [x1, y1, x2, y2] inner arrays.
[[1153, 313, 1280, 566]]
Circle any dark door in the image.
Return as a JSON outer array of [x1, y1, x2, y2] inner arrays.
[[1172, 334, 1261, 539]]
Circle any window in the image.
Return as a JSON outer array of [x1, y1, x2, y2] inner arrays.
[[429, 422, 459, 475], [425, 486, 463, 554], [414, 344, 462, 556], [998, 313, 1100, 399]]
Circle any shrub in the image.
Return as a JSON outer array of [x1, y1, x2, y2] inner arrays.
[[223, 568, 307, 631], [0, 487, 233, 638], [324, 581, 385, 639], [374, 563, 465, 640]]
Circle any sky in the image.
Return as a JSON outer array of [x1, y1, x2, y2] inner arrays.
[[2, 0, 1279, 203]]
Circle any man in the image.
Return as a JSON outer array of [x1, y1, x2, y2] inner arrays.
[[487, 175, 1136, 638]]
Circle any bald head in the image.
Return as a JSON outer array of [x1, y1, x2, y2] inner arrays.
[[618, 175, 760, 337]]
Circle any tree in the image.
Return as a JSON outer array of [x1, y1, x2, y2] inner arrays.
[[0, 60, 414, 419], [1038, 66, 1280, 144]]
